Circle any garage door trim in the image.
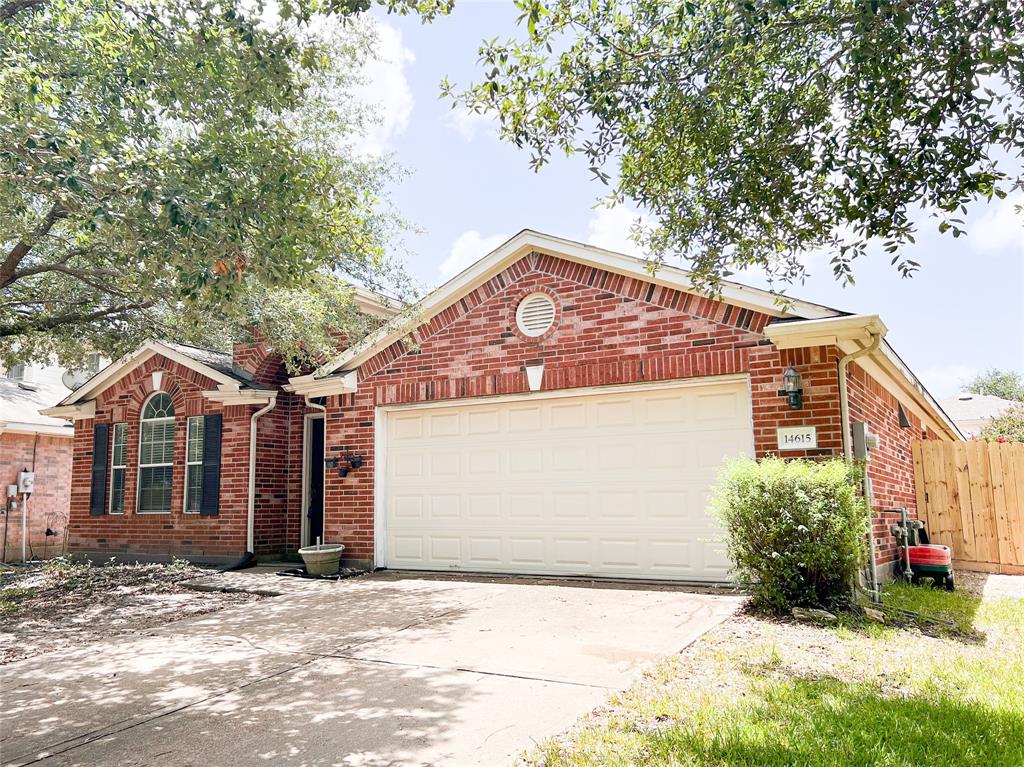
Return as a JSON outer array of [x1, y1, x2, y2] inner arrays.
[[373, 373, 753, 570]]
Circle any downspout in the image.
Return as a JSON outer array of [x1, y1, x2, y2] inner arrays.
[[247, 395, 278, 554], [838, 333, 881, 461], [837, 332, 882, 599]]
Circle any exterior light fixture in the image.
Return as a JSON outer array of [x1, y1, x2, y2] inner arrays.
[[779, 366, 803, 410]]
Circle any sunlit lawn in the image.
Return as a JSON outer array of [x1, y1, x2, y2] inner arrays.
[[526, 579, 1024, 767]]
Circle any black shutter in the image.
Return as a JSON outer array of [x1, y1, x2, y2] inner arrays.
[[89, 423, 110, 516], [199, 414, 222, 516]]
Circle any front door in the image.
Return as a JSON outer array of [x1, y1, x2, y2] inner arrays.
[[307, 417, 325, 546]]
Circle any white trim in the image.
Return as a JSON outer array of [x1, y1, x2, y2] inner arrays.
[[0, 421, 74, 437], [377, 373, 750, 414], [765, 314, 888, 349], [285, 371, 359, 397], [38, 401, 95, 421], [201, 387, 277, 406], [183, 415, 204, 514], [373, 408, 386, 568], [372, 373, 753, 572], [109, 422, 128, 514], [296, 230, 843, 383], [135, 391, 175, 515], [300, 412, 326, 548], [54, 341, 244, 408], [764, 315, 961, 440]]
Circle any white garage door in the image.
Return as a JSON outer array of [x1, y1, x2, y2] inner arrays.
[[378, 378, 753, 582]]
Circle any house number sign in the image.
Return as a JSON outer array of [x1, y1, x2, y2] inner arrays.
[[776, 426, 817, 450]]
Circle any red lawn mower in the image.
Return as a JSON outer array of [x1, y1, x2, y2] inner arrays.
[[890, 508, 955, 591]]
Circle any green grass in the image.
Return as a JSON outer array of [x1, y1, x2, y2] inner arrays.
[[881, 580, 981, 635], [0, 587, 36, 616], [527, 586, 1024, 767]]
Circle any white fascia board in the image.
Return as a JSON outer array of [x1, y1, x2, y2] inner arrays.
[[353, 288, 402, 318], [0, 420, 75, 437], [38, 401, 96, 420], [765, 314, 889, 350], [767, 315, 961, 441], [307, 229, 844, 380], [57, 341, 241, 407], [284, 371, 358, 397], [201, 388, 277, 406]]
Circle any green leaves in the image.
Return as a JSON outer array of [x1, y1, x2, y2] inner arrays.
[[1, 0, 432, 369], [454, 0, 1024, 293]]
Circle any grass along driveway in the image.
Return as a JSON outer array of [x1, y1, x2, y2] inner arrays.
[[525, 573, 1024, 767]]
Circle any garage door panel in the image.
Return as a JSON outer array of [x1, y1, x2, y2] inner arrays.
[[381, 380, 752, 581]]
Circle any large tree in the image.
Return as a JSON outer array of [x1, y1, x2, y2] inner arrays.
[[967, 368, 1024, 400], [452, 0, 1024, 291], [1, 0, 447, 371]]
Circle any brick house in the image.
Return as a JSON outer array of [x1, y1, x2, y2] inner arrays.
[[46, 231, 961, 579], [1, 362, 77, 561]]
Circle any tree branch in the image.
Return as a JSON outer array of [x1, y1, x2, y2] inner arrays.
[[0, 0, 47, 20], [0, 301, 155, 337], [1, 202, 67, 289]]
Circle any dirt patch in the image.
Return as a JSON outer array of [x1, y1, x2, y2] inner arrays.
[[0, 559, 261, 665]]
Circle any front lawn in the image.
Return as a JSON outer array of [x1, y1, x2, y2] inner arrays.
[[525, 574, 1024, 767]]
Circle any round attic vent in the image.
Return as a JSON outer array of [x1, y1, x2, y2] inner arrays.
[[515, 292, 556, 337]]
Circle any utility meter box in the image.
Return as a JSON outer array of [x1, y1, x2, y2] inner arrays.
[[852, 422, 879, 462], [17, 470, 35, 494]]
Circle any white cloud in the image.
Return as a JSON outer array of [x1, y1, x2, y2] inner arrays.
[[353, 22, 415, 156], [917, 364, 978, 398], [585, 205, 650, 256], [440, 230, 510, 279], [969, 192, 1024, 257], [445, 108, 498, 142]]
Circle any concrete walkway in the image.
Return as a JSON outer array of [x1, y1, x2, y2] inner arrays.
[[1, 572, 741, 767]]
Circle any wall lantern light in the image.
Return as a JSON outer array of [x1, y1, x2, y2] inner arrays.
[[779, 366, 804, 410]]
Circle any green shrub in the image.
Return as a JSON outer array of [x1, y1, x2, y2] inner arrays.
[[711, 457, 870, 614]]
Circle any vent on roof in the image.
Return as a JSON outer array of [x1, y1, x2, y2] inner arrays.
[[515, 293, 556, 337]]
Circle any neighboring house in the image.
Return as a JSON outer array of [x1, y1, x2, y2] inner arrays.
[[45, 230, 961, 579], [0, 360, 81, 561], [938, 392, 1016, 437]]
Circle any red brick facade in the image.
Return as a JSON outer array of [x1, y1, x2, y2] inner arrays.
[[68, 356, 273, 561], [64, 248, 953, 570], [1, 432, 72, 561], [847, 362, 941, 568]]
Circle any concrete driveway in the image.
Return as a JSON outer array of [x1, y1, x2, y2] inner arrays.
[[1, 572, 741, 767]]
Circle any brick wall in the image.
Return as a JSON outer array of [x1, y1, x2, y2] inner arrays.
[[68, 355, 258, 562], [847, 361, 941, 567], [317, 251, 854, 565], [1, 432, 72, 561]]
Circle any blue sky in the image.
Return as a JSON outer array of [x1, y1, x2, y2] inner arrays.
[[356, 3, 1023, 399]]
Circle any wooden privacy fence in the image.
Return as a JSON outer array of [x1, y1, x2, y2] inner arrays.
[[912, 441, 1024, 574]]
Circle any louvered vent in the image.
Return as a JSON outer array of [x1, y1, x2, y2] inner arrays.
[[515, 293, 556, 337]]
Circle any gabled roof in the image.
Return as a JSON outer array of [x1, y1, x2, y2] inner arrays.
[[288, 229, 846, 391], [44, 340, 259, 413]]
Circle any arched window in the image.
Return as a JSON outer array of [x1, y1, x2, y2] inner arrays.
[[138, 392, 175, 513]]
